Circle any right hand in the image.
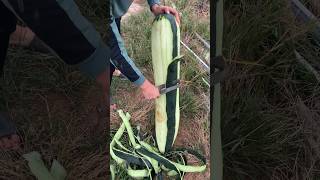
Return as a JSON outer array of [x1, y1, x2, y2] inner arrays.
[[140, 80, 160, 100]]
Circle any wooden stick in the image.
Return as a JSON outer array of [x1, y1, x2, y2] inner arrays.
[[180, 40, 210, 72], [195, 32, 210, 49]]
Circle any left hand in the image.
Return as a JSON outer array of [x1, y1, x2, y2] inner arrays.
[[151, 4, 181, 25]]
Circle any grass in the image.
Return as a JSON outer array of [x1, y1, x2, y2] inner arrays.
[[0, 0, 108, 179], [221, 0, 320, 179]]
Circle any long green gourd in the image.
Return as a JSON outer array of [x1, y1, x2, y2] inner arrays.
[[151, 13, 181, 153]]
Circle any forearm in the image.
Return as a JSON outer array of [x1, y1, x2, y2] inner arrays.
[[108, 18, 145, 86]]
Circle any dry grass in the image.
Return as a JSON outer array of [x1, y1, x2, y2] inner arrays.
[[221, 0, 320, 179]]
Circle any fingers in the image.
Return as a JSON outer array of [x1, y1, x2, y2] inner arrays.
[[144, 93, 159, 100], [164, 7, 170, 14], [141, 89, 160, 100], [152, 87, 160, 99], [153, 5, 181, 25], [163, 6, 181, 25], [139, 79, 161, 100], [153, 93, 160, 99]]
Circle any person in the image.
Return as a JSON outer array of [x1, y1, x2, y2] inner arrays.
[[108, 0, 180, 108], [6, 0, 181, 109], [0, 0, 111, 150]]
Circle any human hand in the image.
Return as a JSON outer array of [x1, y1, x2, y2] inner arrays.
[[151, 4, 181, 25], [140, 79, 160, 99]]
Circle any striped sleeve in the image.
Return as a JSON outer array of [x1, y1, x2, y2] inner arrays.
[[147, 0, 160, 7], [108, 17, 145, 86]]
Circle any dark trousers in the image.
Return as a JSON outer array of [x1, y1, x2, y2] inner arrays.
[[0, 3, 17, 74]]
